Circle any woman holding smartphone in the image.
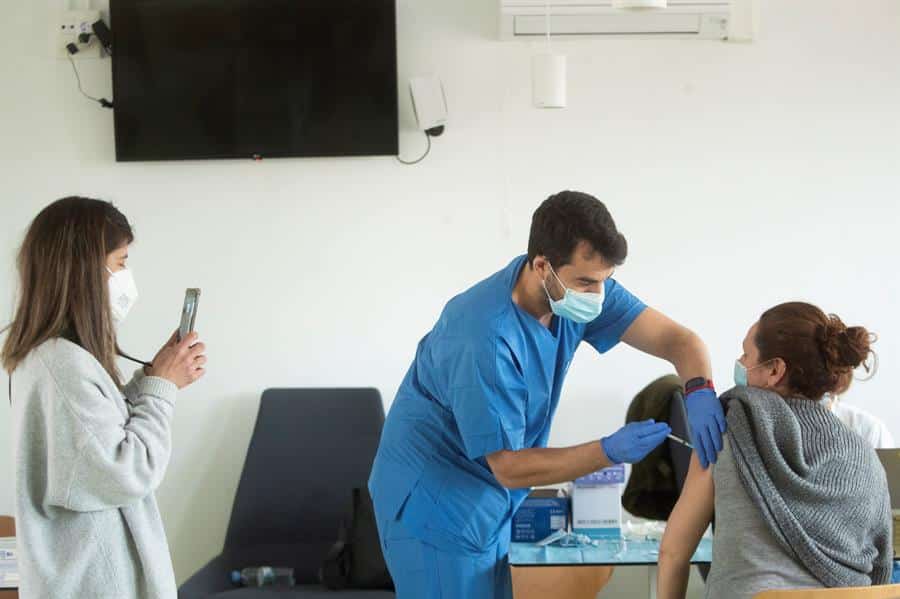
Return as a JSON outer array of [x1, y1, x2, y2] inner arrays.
[[2, 197, 207, 599]]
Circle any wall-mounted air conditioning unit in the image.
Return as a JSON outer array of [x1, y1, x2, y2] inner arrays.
[[499, 0, 736, 40]]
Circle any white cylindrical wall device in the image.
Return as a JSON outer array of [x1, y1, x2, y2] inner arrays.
[[532, 53, 567, 109]]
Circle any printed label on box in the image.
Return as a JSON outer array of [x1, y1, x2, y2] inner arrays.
[[572, 484, 621, 540], [575, 465, 626, 487], [512, 494, 570, 543]]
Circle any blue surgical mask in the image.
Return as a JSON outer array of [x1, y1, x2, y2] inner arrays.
[[542, 264, 605, 324]]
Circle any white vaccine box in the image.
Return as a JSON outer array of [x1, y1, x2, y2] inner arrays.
[[572, 465, 624, 539]]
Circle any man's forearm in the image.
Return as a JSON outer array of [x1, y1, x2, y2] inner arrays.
[[486, 441, 613, 489]]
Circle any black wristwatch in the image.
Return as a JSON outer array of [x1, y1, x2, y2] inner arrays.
[[685, 377, 715, 395]]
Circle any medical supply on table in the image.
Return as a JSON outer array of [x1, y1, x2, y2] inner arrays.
[[536, 529, 601, 548], [0, 537, 18, 589], [512, 488, 570, 543], [622, 520, 667, 542], [572, 465, 624, 540], [230, 566, 296, 588]]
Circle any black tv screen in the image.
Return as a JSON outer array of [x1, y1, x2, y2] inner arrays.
[[111, 0, 398, 161]]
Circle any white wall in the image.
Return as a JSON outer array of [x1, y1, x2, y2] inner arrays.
[[1, 0, 898, 595]]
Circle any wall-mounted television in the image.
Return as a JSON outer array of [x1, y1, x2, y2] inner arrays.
[[110, 0, 398, 162]]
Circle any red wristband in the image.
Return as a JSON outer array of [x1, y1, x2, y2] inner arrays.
[[685, 378, 715, 395]]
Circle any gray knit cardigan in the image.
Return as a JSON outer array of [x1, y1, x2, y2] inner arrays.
[[722, 386, 893, 588]]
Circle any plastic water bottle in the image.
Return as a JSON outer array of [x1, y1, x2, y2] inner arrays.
[[230, 566, 296, 588]]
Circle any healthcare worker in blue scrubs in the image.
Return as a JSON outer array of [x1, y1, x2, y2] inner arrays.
[[369, 191, 725, 599]]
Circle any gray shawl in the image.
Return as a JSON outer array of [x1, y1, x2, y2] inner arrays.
[[722, 386, 893, 587]]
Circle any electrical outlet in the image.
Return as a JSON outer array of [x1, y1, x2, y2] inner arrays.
[[54, 10, 103, 60]]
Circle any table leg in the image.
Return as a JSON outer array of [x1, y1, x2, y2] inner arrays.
[[648, 565, 658, 599]]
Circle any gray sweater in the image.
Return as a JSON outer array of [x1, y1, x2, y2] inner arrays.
[[706, 438, 825, 599], [722, 386, 893, 588], [11, 337, 178, 599]]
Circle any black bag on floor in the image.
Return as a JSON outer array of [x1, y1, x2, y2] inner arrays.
[[320, 487, 394, 591]]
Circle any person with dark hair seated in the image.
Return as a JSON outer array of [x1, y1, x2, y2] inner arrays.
[[657, 302, 893, 599]]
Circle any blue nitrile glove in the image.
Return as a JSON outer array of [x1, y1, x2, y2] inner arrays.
[[600, 419, 672, 465], [685, 387, 727, 469]]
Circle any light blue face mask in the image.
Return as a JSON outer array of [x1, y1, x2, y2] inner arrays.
[[734, 359, 772, 387], [733, 360, 749, 387], [542, 264, 605, 324]]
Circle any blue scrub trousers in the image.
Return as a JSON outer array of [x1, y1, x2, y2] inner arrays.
[[379, 516, 513, 599]]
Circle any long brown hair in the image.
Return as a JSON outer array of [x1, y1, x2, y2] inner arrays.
[[755, 302, 875, 400], [2, 197, 134, 386]]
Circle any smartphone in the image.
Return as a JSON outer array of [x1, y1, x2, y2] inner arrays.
[[177, 288, 201, 342]]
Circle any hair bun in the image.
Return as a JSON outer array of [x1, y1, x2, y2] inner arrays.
[[820, 315, 871, 370]]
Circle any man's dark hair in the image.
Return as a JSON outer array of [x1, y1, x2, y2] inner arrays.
[[527, 191, 628, 268]]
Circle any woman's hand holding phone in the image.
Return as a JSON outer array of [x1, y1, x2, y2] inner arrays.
[[147, 330, 207, 389]]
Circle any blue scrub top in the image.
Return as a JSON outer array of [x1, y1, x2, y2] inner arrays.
[[369, 255, 646, 556]]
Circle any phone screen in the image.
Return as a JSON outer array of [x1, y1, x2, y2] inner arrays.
[[178, 289, 201, 342]]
